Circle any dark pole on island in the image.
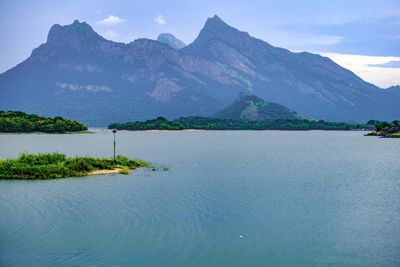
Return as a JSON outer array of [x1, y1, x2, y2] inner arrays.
[[113, 128, 117, 163]]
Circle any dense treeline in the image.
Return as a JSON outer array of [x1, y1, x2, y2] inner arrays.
[[0, 111, 87, 133], [0, 153, 150, 179], [109, 116, 369, 131], [366, 120, 400, 138]]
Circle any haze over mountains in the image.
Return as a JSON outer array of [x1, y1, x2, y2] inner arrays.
[[215, 93, 301, 121], [157, 33, 186, 50], [0, 15, 399, 125]]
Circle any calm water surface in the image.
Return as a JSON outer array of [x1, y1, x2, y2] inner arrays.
[[0, 130, 399, 266]]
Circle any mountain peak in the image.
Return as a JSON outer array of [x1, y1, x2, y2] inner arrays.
[[207, 15, 224, 23], [157, 33, 186, 49], [3, 15, 400, 124], [203, 15, 232, 32], [215, 93, 302, 121], [47, 20, 102, 46], [387, 85, 400, 90], [183, 15, 252, 55], [233, 93, 267, 105]]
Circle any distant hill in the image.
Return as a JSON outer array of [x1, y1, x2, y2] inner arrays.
[[387, 85, 400, 90], [0, 111, 87, 133], [215, 93, 302, 121], [157, 33, 186, 49], [0, 16, 399, 125]]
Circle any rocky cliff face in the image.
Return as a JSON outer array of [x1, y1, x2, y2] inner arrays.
[[215, 93, 302, 121], [0, 16, 399, 125], [183, 16, 399, 122]]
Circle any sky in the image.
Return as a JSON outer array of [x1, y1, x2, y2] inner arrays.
[[0, 0, 399, 87]]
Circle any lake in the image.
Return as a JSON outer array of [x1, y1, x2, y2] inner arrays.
[[0, 130, 399, 266]]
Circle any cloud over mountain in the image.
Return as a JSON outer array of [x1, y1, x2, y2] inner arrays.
[[96, 15, 124, 26]]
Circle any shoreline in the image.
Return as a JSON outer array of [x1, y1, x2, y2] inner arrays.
[[89, 168, 122, 176], [1, 129, 372, 134], [0, 153, 150, 180], [120, 129, 370, 132], [144, 129, 202, 132], [0, 131, 94, 135]]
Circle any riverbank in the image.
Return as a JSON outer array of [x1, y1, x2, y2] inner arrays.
[[0, 111, 88, 134], [365, 120, 400, 138], [0, 131, 94, 135], [366, 132, 400, 138], [109, 116, 369, 131], [144, 129, 201, 132], [0, 153, 151, 179]]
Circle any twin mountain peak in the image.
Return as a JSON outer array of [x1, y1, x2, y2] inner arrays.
[[0, 15, 398, 125]]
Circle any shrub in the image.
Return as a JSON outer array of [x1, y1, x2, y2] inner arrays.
[[119, 167, 130, 175], [0, 111, 88, 133], [0, 153, 150, 179]]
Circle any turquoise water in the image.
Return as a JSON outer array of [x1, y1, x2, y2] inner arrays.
[[0, 130, 399, 266]]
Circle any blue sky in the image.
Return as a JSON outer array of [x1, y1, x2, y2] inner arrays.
[[0, 0, 399, 86]]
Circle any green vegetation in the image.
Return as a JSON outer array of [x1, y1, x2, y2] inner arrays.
[[366, 120, 400, 138], [0, 153, 151, 179], [215, 93, 302, 121], [0, 111, 87, 133], [110, 117, 185, 131], [109, 116, 368, 131], [119, 166, 130, 175]]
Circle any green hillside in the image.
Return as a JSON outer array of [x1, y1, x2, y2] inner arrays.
[[215, 93, 302, 121], [0, 111, 87, 133]]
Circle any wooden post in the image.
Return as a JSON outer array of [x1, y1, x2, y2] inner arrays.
[[113, 129, 117, 162]]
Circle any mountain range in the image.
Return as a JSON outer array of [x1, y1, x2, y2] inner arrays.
[[0, 15, 399, 125]]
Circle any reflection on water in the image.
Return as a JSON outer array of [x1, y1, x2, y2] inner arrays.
[[0, 130, 399, 266]]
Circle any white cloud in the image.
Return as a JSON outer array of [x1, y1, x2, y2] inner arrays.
[[320, 52, 400, 88], [96, 15, 124, 26], [264, 31, 343, 51], [103, 30, 119, 40], [154, 14, 166, 26], [288, 33, 342, 46], [369, 60, 400, 68]]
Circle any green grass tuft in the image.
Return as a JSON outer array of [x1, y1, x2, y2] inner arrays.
[[119, 167, 130, 175]]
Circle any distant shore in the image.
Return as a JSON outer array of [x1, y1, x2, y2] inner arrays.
[[364, 120, 400, 138], [109, 117, 370, 132], [139, 129, 368, 132], [144, 129, 202, 132], [0, 131, 94, 135], [0, 111, 88, 134]]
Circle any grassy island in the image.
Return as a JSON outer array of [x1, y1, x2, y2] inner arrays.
[[0, 111, 88, 133], [109, 116, 369, 131], [365, 120, 400, 138], [0, 153, 151, 179]]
